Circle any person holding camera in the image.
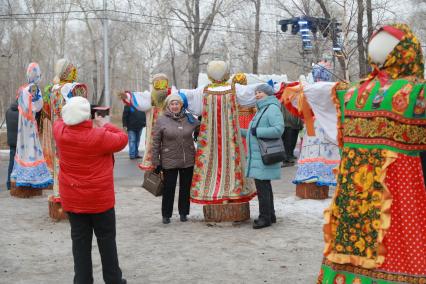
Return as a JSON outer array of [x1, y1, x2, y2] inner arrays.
[[53, 96, 128, 284], [151, 94, 200, 224], [241, 84, 284, 229]]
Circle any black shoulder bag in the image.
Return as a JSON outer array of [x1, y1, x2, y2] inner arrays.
[[253, 106, 286, 165]]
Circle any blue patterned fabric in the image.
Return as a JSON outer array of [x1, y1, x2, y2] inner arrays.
[[11, 161, 53, 188], [293, 162, 337, 186], [293, 123, 340, 186], [312, 62, 332, 82]]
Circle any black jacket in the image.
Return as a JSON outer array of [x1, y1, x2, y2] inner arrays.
[[6, 102, 19, 147], [122, 105, 146, 131], [280, 104, 303, 130]]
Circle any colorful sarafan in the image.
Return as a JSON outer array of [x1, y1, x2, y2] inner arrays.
[[319, 24, 426, 284], [190, 84, 256, 204], [50, 60, 88, 199]]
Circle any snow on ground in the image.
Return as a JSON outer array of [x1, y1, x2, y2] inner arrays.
[[0, 152, 331, 283]]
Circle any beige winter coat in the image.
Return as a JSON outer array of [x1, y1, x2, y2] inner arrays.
[[151, 110, 200, 169]]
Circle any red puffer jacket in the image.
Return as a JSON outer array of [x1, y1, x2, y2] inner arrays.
[[53, 119, 128, 213]]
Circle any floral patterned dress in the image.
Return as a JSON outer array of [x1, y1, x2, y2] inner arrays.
[[10, 83, 53, 189], [311, 24, 426, 284]]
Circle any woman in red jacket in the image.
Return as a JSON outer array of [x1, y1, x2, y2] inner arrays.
[[53, 96, 128, 284]]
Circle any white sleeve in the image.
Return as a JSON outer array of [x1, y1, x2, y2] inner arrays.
[[235, 82, 284, 106], [32, 89, 43, 113], [128, 90, 152, 112], [303, 82, 338, 143], [178, 87, 204, 116], [235, 83, 260, 106]]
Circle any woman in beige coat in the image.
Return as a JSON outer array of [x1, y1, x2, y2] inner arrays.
[[151, 94, 200, 224]]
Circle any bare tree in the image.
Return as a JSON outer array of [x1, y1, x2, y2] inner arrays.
[[169, 0, 228, 87], [251, 0, 261, 74], [357, 0, 367, 77]]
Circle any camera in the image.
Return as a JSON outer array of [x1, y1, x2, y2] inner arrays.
[[90, 105, 110, 119]]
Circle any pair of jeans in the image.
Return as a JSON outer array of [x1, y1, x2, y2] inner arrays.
[[254, 179, 275, 223], [67, 208, 123, 284], [128, 129, 142, 158], [6, 146, 16, 190], [161, 167, 194, 218], [282, 127, 299, 161]]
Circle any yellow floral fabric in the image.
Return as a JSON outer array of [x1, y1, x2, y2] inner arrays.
[[323, 148, 396, 269], [367, 23, 424, 81]]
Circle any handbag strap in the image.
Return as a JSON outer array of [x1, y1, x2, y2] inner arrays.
[[254, 105, 270, 129]]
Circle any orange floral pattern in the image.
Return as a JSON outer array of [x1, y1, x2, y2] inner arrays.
[[324, 147, 393, 268], [342, 116, 426, 150]]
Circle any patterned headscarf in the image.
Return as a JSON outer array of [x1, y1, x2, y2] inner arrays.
[[26, 62, 41, 84], [368, 23, 424, 80], [54, 58, 78, 84], [312, 61, 333, 82]]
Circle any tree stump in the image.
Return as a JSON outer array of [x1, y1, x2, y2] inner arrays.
[[48, 195, 68, 221], [44, 184, 53, 190], [203, 202, 250, 222], [10, 182, 42, 198], [296, 183, 329, 199]]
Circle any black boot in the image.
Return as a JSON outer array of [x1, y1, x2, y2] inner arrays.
[[254, 214, 276, 224], [253, 218, 271, 229], [162, 217, 170, 224], [180, 215, 188, 222]]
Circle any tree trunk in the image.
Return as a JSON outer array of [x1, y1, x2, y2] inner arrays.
[[191, 52, 201, 88], [252, 0, 261, 74], [357, 0, 367, 78], [366, 0, 373, 74], [366, 0, 373, 40]]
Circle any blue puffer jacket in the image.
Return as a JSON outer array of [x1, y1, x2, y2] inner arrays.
[[241, 96, 285, 180]]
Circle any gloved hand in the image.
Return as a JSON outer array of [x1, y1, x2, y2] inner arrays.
[[154, 165, 162, 174], [250, 127, 257, 137]]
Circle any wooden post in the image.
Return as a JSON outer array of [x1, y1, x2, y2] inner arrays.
[[296, 183, 329, 199], [203, 202, 250, 222], [10, 182, 42, 198]]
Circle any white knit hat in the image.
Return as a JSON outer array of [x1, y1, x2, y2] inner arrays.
[[61, 96, 91, 126]]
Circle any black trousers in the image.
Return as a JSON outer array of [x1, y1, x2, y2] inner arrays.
[[162, 167, 194, 218], [254, 179, 275, 223], [67, 208, 122, 284], [6, 146, 16, 190], [282, 127, 299, 161]]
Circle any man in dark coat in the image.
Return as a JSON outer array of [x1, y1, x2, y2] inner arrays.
[[122, 105, 146, 159], [280, 105, 303, 167], [6, 101, 19, 190]]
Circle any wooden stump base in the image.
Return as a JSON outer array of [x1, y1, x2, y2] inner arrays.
[[296, 183, 329, 199], [48, 195, 68, 221], [203, 202, 250, 222], [44, 184, 53, 190], [10, 187, 43, 198]]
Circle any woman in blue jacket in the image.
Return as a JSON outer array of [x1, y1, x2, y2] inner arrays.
[[241, 84, 284, 229]]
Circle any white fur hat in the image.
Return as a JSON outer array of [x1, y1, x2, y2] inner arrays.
[[207, 60, 230, 82], [61, 96, 91, 126], [164, 93, 183, 106]]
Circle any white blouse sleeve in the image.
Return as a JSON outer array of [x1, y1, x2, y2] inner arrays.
[[235, 82, 284, 106], [124, 90, 152, 112], [303, 82, 338, 143], [178, 87, 204, 116], [235, 83, 260, 106]]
